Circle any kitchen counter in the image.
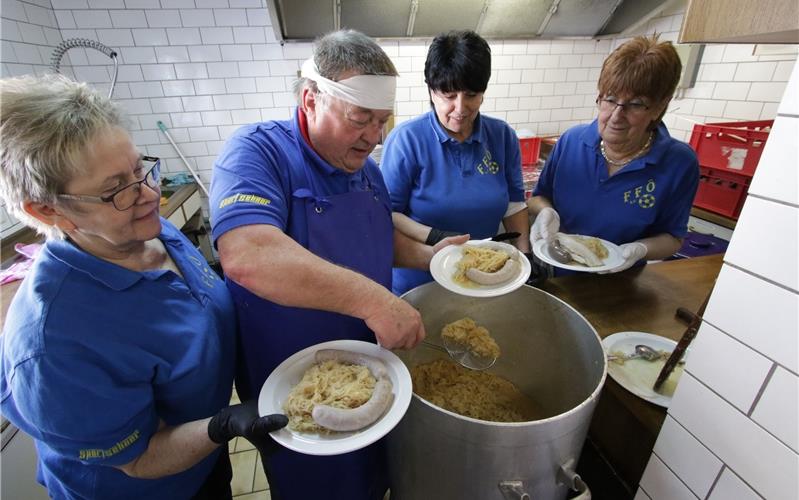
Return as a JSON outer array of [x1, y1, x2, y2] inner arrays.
[[538, 254, 723, 493]]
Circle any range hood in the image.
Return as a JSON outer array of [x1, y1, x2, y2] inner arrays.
[[267, 0, 677, 42]]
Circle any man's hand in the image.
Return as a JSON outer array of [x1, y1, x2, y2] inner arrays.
[[364, 294, 425, 350], [207, 401, 288, 454], [530, 207, 560, 243]]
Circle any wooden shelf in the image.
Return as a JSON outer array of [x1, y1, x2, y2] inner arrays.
[[680, 0, 799, 44]]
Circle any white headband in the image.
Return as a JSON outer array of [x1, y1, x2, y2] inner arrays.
[[301, 58, 396, 111]]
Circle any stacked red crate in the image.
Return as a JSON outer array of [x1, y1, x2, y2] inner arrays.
[[688, 120, 772, 219], [519, 137, 542, 199]]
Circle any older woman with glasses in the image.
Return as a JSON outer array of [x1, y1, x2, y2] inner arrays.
[[528, 35, 699, 273], [0, 74, 287, 500]]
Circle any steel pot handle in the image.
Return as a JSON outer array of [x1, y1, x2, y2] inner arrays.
[[498, 480, 530, 500], [558, 459, 591, 499]]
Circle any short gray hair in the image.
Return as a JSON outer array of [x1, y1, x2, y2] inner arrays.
[[293, 29, 398, 103], [0, 74, 127, 240]]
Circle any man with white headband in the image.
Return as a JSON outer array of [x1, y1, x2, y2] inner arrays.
[[209, 30, 467, 500]]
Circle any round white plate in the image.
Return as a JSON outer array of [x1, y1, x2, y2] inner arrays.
[[429, 241, 531, 297], [532, 236, 625, 273], [258, 340, 412, 456], [602, 331, 689, 408]]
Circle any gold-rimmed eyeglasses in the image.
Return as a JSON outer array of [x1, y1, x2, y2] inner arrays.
[[58, 156, 161, 211]]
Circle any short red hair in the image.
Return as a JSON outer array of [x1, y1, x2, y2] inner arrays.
[[598, 35, 682, 105]]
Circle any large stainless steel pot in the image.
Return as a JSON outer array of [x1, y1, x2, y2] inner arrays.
[[388, 283, 606, 500]]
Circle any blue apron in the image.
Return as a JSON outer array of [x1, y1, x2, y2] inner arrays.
[[227, 153, 393, 500]]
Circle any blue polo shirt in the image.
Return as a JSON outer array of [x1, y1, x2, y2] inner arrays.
[[0, 218, 236, 500], [533, 120, 698, 245], [381, 110, 525, 294], [210, 108, 391, 247]]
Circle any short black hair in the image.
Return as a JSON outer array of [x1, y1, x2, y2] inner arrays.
[[424, 30, 491, 93]]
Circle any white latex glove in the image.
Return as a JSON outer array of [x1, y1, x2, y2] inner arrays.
[[601, 242, 648, 274], [529, 207, 560, 244]]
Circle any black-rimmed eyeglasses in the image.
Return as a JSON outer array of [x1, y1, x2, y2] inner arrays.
[[596, 96, 650, 115], [58, 156, 161, 211]]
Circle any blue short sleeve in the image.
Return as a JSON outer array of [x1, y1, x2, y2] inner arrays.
[[7, 350, 158, 466], [210, 122, 293, 242], [381, 127, 419, 214]]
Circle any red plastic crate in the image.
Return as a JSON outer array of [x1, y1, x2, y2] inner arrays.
[[693, 166, 751, 219], [688, 120, 772, 178], [519, 137, 542, 166]]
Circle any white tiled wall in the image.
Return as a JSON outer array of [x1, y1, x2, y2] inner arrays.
[[1, 0, 796, 239], [1, 0, 65, 237], [638, 62, 799, 500], [2, 0, 798, 497]]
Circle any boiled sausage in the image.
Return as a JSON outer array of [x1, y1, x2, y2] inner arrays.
[[465, 241, 520, 285], [312, 377, 394, 432]]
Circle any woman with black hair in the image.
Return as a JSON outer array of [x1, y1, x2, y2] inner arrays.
[[381, 30, 530, 295]]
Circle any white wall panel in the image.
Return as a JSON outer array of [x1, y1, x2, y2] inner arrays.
[[748, 116, 799, 206], [751, 366, 799, 452], [703, 264, 799, 373], [688, 322, 773, 412], [639, 455, 699, 500], [708, 468, 760, 500], [725, 197, 798, 291], [652, 417, 723, 497], [669, 373, 798, 499]]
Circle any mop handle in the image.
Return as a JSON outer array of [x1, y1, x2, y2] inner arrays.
[[157, 121, 210, 197]]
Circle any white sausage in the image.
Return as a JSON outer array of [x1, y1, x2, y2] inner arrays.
[[314, 349, 388, 379], [312, 377, 394, 431], [465, 241, 520, 285], [466, 258, 519, 285]]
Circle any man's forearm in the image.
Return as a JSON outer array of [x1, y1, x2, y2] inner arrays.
[[117, 419, 217, 479], [218, 225, 396, 321]]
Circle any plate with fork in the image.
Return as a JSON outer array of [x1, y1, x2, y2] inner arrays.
[[532, 236, 624, 272]]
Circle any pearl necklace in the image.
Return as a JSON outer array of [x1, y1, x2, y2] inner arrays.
[[600, 132, 654, 167]]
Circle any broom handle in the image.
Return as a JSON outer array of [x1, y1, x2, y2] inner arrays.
[[157, 121, 210, 197]]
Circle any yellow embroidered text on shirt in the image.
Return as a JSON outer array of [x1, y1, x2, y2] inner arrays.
[[78, 429, 140, 460], [219, 193, 272, 208], [476, 149, 500, 175], [623, 179, 657, 208]]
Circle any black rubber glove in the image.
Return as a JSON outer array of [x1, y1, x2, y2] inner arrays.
[[207, 400, 288, 453], [425, 227, 464, 246]]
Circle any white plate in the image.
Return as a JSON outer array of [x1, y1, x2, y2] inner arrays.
[[532, 236, 625, 273], [602, 331, 689, 408], [258, 340, 412, 456], [429, 241, 531, 297]]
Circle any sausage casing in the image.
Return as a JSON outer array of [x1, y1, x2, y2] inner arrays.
[[465, 241, 520, 285], [312, 377, 394, 432]]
